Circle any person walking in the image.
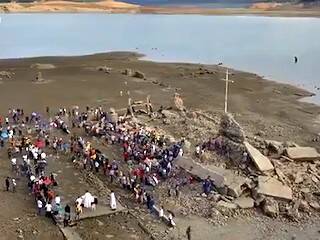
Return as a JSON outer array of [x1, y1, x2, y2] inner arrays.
[[159, 206, 164, 219], [54, 194, 61, 207], [64, 204, 71, 227], [186, 226, 191, 240], [75, 202, 82, 221], [110, 191, 117, 210], [45, 202, 52, 217], [45, 202, 53, 221], [5, 177, 10, 191], [11, 178, 16, 192], [37, 198, 43, 215], [11, 158, 17, 173]]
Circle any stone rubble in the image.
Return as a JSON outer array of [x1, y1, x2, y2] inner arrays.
[[244, 141, 274, 172], [145, 106, 320, 222], [285, 147, 320, 161]]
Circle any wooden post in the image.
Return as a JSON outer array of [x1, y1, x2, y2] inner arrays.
[[221, 69, 234, 113], [146, 95, 153, 115], [128, 97, 135, 118]]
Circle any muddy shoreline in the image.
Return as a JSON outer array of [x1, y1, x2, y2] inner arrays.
[[1, 51, 319, 148]]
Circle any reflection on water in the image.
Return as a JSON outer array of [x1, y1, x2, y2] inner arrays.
[[0, 14, 320, 103]]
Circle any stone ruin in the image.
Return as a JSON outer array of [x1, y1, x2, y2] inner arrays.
[[96, 66, 112, 73], [122, 68, 146, 79], [173, 93, 186, 112], [219, 113, 245, 143], [123, 68, 133, 76], [0, 70, 14, 81], [218, 113, 246, 164], [34, 71, 44, 82]]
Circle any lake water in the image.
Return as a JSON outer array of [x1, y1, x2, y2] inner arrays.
[[0, 13, 320, 104]]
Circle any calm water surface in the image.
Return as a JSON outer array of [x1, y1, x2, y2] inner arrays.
[[0, 14, 320, 103]]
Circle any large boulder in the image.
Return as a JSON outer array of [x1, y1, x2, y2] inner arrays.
[[219, 113, 245, 143]]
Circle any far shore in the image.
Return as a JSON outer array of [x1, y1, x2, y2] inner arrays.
[[1, 1, 320, 18]]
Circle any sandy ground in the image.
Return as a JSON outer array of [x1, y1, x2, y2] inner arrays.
[[0, 0, 139, 13], [0, 148, 64, 240], [1, 52, 320, 240]]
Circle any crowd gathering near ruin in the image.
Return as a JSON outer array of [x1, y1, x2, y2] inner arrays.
[[0, 105, 208, 230], [1, 94, 320, 240]]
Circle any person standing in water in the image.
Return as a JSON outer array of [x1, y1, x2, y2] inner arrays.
[[294, 56, 298, 63]]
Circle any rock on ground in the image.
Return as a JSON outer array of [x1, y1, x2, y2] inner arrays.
[[285, 147, 320, 161], [263, 197, 279, 217]]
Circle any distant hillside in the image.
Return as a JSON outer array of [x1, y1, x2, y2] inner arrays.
[[120, 0, 319, 4], [0, 0, 318, 4]]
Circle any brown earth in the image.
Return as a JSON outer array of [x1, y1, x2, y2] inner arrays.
[[0, 52, 319, 148], [1, 52, 320, 240]]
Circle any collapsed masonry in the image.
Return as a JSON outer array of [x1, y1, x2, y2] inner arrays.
[[215, 113, 320, 218], [218, 113, 246, 165], [176, 112, 320, 219], [110, 99, 320, 219], [0, 70, 14, 81]]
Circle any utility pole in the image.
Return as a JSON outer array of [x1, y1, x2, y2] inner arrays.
[[222, 69, 234, 113]]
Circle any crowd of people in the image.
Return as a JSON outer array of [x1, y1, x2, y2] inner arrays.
[[0, 105, 195, 228], [0, 108, 76, 225], [66, 106, 186, 226]]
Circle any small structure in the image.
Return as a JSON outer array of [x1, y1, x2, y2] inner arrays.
[[35, 71, 44, 82]]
